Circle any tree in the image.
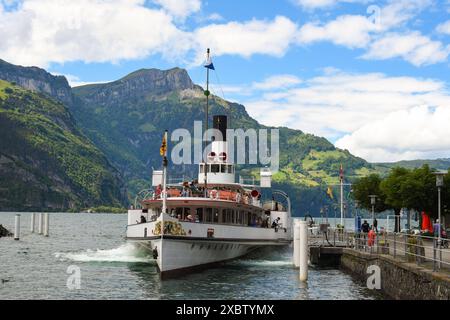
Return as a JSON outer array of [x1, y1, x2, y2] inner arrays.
[[380, 167, 410, 232], [401, 165, 437, 217], [352, 174, 387, 213]]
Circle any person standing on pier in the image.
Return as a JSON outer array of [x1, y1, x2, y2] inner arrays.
[[373, 218, 378, 233]]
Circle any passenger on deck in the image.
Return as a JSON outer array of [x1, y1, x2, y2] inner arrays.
[[271, 217, 281, 229], [155, 184, 162, 199], [235, 191, 242, 203], [140, 215, 147, 224]]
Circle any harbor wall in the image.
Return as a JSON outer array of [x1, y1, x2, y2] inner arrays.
[[339, 248, 450, 300]]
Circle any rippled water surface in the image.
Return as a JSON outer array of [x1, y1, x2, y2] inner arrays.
[[0, 212, 382, 300]]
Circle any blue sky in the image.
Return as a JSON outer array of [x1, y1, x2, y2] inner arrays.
[[1, 0, 450, 162]]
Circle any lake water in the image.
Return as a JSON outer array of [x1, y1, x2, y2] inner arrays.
[[0, 212, 384, 300]]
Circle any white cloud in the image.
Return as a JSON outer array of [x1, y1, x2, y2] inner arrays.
[[0, 1, 301, 68], [363, 31, 450, 66], [378, 0, 432, 30], [241, 70, 450, 161], [50, 73, 109, 87], [436, 20, 450, 35], [192, 16, 298, 64], [252, 75, 302, 90], [295, 0, 444, 66], [293, 0, 368, 10], [0, 0, 190, 67], [335, 105, 450, 162], [152, 0, 201, 20], [296, 14, 376, 48]]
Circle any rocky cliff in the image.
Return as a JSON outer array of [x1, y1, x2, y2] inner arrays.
[[0, 80, 128, 211], [0, 59, 73, 106]]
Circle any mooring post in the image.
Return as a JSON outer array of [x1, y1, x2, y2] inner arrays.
[[299, 220, 308, 281], [38, 213, 43, 235], [30, 213, 35, 233], [404, 234, 408, 260], [433, 238, 437, 271], [293, 220, 300, 267], [14, 214, 20, 240], [43, 213, 49, 237], [393, 232, 396, 259]]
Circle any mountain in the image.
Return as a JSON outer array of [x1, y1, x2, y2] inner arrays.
[[0, 79, 127, 211], [0, 59, 376, 215], [374, 159, 450, 175], [0, 59, 73, 106], [70, 68, 374, 215]]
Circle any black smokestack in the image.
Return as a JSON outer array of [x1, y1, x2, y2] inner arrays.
[[213, 115, 227, 141]]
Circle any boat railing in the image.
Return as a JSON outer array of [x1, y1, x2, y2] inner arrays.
[[137, 186, 263, 208]]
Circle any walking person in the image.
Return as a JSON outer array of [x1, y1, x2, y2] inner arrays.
[[361, 220, 370, 250], [373, 218, 378, 233]]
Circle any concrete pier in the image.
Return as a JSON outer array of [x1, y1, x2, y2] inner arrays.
[[14, 214, 20, 240], [30, 213, 35, 233], [299, 221, 308, 281], [293, 220, 300, 267]]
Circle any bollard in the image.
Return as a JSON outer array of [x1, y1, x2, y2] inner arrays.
[[43, 213, 49, 237], [293, 220, 300, 267], [14, 214, 20, 240], [299, 220, 308, 281], [30, 213, 35, 233], [38, 213, 43, 235]]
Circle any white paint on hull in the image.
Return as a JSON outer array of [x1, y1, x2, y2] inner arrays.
[[132, 238, 287, 273]]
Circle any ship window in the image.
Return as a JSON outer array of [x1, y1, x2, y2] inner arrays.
[[213, 208, 219, 223], [205, 208, 213, 223], [200, 164, 205, 173], [228, 165, 234, 173], [211, 164, 220, 173], [220, 165, 226, 173], [175, 207, 183, 220], [184, 207, 191, 220], [196, 208, 203, 222]]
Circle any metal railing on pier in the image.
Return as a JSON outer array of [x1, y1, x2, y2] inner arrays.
[[307, 224, 450, 272]]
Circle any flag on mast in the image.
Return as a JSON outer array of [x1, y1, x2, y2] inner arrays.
[[204, 55, 215, 70], [326, 186, 334, 200], [160, 130, 168, 157]]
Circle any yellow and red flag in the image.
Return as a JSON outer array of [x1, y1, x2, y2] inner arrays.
[[160, 130, 168, 157], [326, 186, 334, 200]]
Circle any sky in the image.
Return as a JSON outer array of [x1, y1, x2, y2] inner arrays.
[[1, 0, 450, 163]]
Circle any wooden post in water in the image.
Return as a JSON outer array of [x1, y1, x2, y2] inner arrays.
[[299, 220, 308, 281], [43, 213, 49, 237], [293, 220, 300, 267], [38, 213, 43, 235], [30, 213, 35, 233], [14, 214, 20, 240]]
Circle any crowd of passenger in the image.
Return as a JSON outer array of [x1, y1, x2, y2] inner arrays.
[[152, 181, 262, 206]]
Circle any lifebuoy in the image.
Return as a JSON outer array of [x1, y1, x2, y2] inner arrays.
[[251, 190, 259, 198], [208, 152, 216, 162], [219, 152, 227, 161], [210, 189, 218, 199]]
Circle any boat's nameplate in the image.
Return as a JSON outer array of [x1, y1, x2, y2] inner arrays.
[[153, 221, 187, 236]]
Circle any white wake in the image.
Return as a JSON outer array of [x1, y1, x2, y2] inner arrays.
[[54, 243, 152, 263]]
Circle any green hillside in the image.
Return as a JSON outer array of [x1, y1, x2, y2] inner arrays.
[[0, 80, 127, 211], [71, 69, 376, 215]]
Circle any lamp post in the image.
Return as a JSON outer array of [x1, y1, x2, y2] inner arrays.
[[369, 195, 377, 222], [354, 200, 361, 233], [434, 171, 447, 268]]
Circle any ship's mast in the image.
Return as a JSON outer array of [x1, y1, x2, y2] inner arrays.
[[204, 48, 211, 196]]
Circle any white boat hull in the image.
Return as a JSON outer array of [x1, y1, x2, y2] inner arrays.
[[126, 216, 291, 277]]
